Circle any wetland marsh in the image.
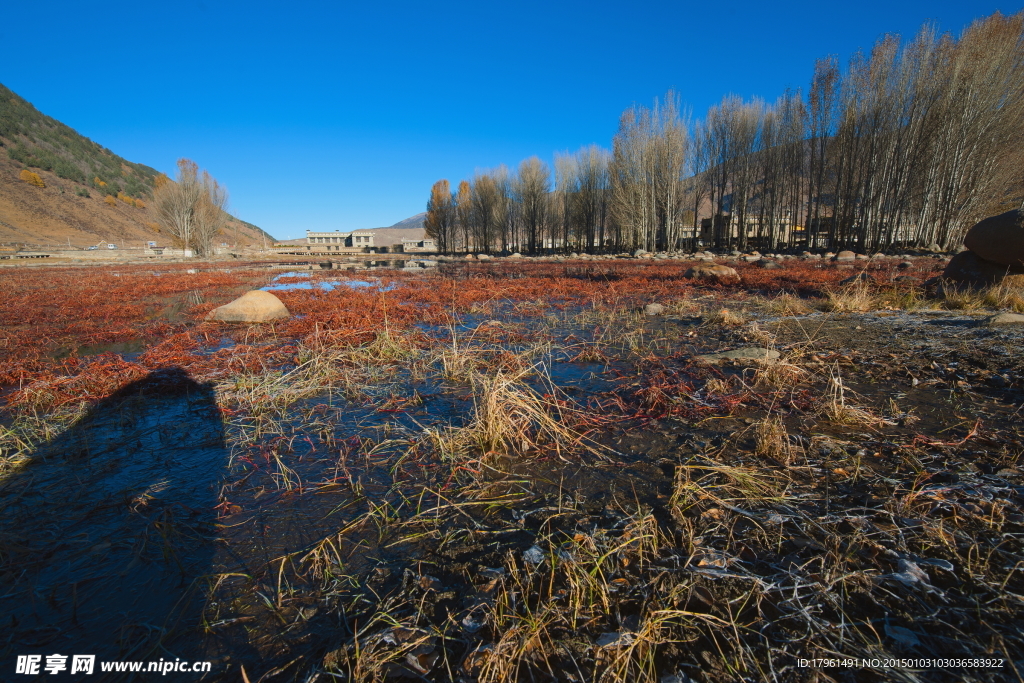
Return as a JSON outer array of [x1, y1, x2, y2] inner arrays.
[[1, 255, 1022, 682]]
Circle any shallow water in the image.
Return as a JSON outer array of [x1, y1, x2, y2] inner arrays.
[[262, 272, 397, 292]]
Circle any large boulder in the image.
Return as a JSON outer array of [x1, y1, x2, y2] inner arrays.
[[684, 263, 740, 283], [963, 209, 1024, 267], [205, 290, 290, 323], [941, 250, 1024, 288]]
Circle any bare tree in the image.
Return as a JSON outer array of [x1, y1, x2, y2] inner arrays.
[[193, 170, 227, 258], [470, 172, 501, 253], [152, 159, 227, 258], [455, 180, 472, 253], [425, 11, 1024, 255], [425, 179, 457, 253], [610, 93, 686, 251], [514, 157, 551, 254], [153, 159, 203, 254]]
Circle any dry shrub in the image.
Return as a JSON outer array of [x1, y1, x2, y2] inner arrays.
[[708, 307, 745, 325], [938, 281, 1024, 312], [19, 169, 45, 187], [703, 377, 731, 395], [754, 361, 807, 389], [432, 366, 586, 460], [763, 292, 813, 316], [818, 366, 880, 426], [755, 415, 789, 461], [876, 284, 928, 310], [823, 280, 877, 312], [941, 283, 984, 311], [982, 282, 1024, 312], [744, 321, 776, 347]]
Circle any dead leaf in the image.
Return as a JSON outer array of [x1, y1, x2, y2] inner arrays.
[[695, 550, 730, 568]]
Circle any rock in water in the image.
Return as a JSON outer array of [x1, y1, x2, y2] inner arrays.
[[963, 209, 1024, 267], [684, 264, 740, 283], [941, 250, 1024, 288], [205, 290, 290, 322]]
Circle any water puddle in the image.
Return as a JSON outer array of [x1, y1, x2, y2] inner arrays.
[[262, 272, 398, 292], [52, 338, 149, 361]]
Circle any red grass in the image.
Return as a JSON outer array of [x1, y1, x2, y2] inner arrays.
[[0, 258, 944, 414]]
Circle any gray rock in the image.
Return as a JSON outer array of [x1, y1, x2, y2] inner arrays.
[[839, 272, 875, 285], [644, 303, 666, 316], [633, 249, 648, 257], [984, 312, 1024, 327], [696, 347, 781, 364], [757, 259, 781, 269]]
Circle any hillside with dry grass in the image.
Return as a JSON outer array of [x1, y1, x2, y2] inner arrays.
[[0, 82, 273, 249]]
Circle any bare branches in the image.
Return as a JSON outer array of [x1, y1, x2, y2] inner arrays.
[[151, 158, 228, 257], [425, 11, 1023, 255], [425, 179, 456, 254]]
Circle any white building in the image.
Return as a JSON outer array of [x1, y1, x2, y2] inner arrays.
[[305, 230, 375, 251], [399, 237, 436, 253]]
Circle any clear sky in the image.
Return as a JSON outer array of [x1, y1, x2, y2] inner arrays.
[[0, 1, 1014, 239]]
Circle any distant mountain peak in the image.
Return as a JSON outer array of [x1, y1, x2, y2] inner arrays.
[[388, 212, 425, 230]]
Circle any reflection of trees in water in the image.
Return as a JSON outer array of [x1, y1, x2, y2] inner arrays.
[[0, 368, 226, 671]]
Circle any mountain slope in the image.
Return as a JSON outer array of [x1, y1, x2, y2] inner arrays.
[[389, 212, 425, 231], [0, 82, 273, 248]]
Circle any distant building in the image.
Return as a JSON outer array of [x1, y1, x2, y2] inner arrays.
[[398, 237, 436, 253], [699, 215, 796, 248], [305, 230, 375, 252]]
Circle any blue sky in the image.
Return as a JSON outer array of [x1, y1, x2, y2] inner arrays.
[[0, 1, 1012, 239]]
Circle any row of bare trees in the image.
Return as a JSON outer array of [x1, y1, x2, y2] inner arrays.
[[152, 159, 228, 257], [426, 11, 1023, 254]]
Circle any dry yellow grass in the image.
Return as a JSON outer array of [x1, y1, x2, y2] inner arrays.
[[822, 280, 877, 312], [708, 307, 746, 325]]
